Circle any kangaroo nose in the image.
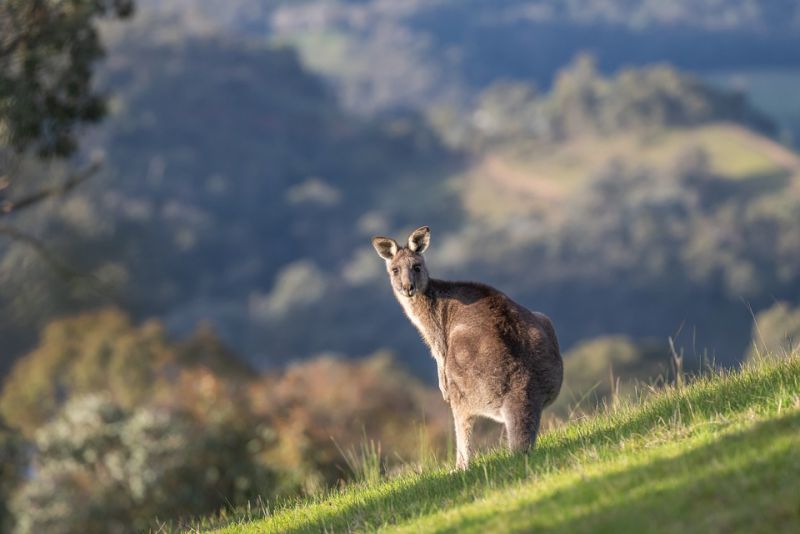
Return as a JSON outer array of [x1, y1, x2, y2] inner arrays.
[[403, 284, 416, 296]]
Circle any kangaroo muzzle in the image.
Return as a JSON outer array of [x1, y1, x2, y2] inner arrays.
[[402, 283, 416, 297]]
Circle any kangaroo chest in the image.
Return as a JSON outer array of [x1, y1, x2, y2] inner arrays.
[[397, 293, 447, 365]]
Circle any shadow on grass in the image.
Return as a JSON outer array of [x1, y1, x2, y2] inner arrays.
[[428, 409, 800, 533], [230, 360, 798, 533]]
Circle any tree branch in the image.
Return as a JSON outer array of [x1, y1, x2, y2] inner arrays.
[[0, 160, 101, 216], [0, 33, 23, 58], [0, 223, 90, 282], [0, 225, 121, 310]]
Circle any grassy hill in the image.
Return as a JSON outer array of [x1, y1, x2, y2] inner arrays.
[[185, 354, 800, 533], [458, 122, 800, 221]]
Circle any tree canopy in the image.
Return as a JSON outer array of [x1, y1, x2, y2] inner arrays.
[[0, 0, 133, 157]]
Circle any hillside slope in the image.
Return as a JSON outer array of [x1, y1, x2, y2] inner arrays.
[[201, 355, 800, 533], [458, 123, 800, 221]]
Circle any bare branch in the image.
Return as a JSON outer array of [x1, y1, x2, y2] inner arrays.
[[0, 33, 23, 58], [0, 160, 101, 216], [0, 223, 90, 281], [0, 223, 120, 301]]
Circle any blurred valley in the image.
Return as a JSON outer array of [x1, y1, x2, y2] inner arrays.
[[3, 1, 800, 530]]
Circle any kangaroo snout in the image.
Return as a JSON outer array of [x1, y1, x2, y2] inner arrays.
[[402, 283, 416, 297]]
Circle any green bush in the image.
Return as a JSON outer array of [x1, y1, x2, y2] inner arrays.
[[11, 395, 276, 534], [0, 308, 252, 437]]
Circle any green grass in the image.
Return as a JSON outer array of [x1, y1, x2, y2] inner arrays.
[[195, 356, 800, 533]]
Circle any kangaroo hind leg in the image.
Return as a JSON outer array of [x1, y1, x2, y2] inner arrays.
[[452, 408, 475, 470], [502, 398, 542, 452]]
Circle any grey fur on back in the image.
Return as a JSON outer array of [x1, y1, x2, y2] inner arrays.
[[372, 226, 563, 469]]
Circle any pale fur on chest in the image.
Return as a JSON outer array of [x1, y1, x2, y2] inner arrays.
[[396, 290, 447, 365]]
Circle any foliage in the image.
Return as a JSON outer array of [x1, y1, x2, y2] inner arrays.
[[456, 55, 774, 148], [0, 0, 133, 157], [0, 0, 136, 367], [203, 353, 800, 533], [250, 353, 451, 493], [11, 394, 276, 534], [0, 310, 453, 531], [0, 307, 253, 437]]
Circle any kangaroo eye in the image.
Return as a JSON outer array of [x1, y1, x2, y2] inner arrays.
[[391, 267, 399, 275], [413, 265, 421, 273]]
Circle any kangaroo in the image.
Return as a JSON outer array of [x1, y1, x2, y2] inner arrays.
[[372, 226, 563, 469]]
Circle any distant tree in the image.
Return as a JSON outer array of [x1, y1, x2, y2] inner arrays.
[[0, 0, 133, 261], [550, 53, 603, 137], [0, 0, 133, 157], [470, 81, 541, 142], [461, 54, 775, 147]]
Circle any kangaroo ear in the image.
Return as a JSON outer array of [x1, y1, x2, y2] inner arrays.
[[407, 226, 430, 253], [372, 236, 398, 260]]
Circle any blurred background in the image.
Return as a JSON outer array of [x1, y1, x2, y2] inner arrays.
[[2, 1, 800, 532]]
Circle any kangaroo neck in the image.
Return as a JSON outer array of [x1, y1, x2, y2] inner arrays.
[[395, 280, 448, 362]]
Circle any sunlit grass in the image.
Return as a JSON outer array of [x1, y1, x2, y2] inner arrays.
[[182, 354, 800, 533], [661, 124, 790, 179]]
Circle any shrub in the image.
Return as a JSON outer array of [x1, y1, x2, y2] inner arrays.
[[0, 308, 253, 437], [250, 352, 452, 492], [11, 395, 276, 534]]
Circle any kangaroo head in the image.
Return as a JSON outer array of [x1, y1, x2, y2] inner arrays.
[[371, 226, 431, 298]]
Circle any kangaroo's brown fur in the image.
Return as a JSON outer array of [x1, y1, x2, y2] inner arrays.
[[372, 226, 563, 469]]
